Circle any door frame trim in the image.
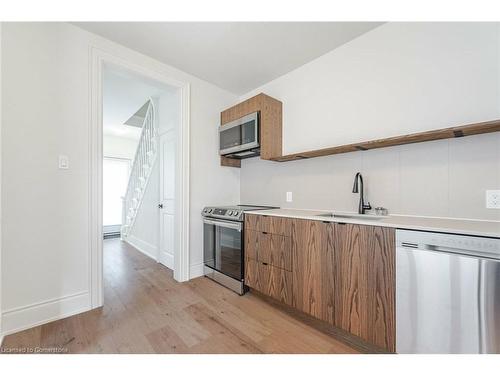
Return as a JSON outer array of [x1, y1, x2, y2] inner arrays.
[[89, 46, 191, 308]]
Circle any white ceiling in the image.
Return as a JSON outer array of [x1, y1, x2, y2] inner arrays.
[[75, 22, 383, 94], [103, 67, 172, 140]]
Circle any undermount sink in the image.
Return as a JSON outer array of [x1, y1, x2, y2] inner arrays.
[[315, 213, 385, 220]]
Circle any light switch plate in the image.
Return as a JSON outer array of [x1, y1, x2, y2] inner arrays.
[[486, 190, 500, 209], [286, 192, 293, 203], [58, 155, 69, 169]]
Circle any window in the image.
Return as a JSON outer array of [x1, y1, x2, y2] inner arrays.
[[103, 157, 131, 226]]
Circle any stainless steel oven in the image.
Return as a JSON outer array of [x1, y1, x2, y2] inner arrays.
[[219, 112, 260, 158], [203, 218, 244, 294], [202, 205, 276, 294]]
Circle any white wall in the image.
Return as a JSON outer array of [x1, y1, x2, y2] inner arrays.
[[103, 135, 138, 160], [242, 22, 500, 155], [240, 22, 500, 222], [1, 22, 239, 335], [0, 22, 3, 344]]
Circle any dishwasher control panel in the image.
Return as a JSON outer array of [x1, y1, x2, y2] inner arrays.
[[397, 229, 500, 260]]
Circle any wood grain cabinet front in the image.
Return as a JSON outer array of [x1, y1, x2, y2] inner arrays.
[[244, 214, 294, 306], [220, 93, 283, 168], [333, 223, 395, 352], [290, 219, 396, 352], [245, 259, 292, 305], [245, 214, 292, 236], [245, 215, 395, 352]]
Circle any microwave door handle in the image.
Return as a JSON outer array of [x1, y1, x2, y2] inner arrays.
[[203, 219, 242, 232]]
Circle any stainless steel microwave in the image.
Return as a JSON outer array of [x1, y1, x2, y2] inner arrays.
[[219, 111, 260, 158]]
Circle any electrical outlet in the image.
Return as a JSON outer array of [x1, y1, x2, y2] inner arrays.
[[286, 192, 293, 203], [486, 190, 500, 209]]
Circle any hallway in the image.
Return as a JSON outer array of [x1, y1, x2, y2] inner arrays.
[[1, 239, 357, 353]]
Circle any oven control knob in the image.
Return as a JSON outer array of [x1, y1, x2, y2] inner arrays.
[[227, 210, 233, 215], [234, 211, 239, 216]]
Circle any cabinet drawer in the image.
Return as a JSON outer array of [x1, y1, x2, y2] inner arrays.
[[245, 229, 292, 271], [245, 214, 292, 236], [258, 232, 292, 271], [245, 258, 292, 305], [245, 229, 260, 261]]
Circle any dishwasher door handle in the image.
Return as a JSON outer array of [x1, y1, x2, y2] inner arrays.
[[421, 244, 500, 260]]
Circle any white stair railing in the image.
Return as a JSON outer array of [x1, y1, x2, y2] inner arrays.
[[121, 99, 157, 237]]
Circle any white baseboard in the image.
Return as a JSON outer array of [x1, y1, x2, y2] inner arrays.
[[1, 291, 90, 336], [159, 251, 174, 270], [124, 235, 158, 261], [189, 262, 204, 279]]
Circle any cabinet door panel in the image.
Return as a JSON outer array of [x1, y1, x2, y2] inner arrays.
[[245, 258, 269, 293], [320, 223, 336, 325], [364, 226, 395, 351], [334, 223, 366, 337], [270, 234, 292, 271], [245, 258, 292, 305], [334, 223, 395, 352], [259, 233, 292, 271], [245, 214, 262, 231], [292, 219, 328, 319], [245, 214, 292, 236], [267, 263, 293, 305], [262, 216, 292, 237]]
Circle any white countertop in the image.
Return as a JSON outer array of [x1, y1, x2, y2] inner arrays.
[[248, 208, 500, 238]]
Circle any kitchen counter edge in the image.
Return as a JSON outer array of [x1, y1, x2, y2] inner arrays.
[[247, 209, 500, 239]]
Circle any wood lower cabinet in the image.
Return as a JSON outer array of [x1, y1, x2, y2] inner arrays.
[[246, 214, 291, 236], [333, 223, 395, 351], [291, 219, 328, 320], [245, 259, 292, 305], [246, 229, 292, 271], [244, 214, 395, 352]]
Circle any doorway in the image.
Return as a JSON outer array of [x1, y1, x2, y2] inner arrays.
[[90, 48, 191, 308], [103, 157, 131, 238]]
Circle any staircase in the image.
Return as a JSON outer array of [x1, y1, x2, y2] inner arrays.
[[121, 98, 157, 238]]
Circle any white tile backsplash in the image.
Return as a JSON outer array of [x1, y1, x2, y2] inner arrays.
[[449, 133, 500, 220], [241, 133, 500, 221], [399, 140, 450, 217]]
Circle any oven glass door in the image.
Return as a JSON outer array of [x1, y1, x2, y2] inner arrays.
[[203, 219, 243, 280]]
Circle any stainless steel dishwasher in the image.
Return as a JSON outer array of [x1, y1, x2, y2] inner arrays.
[[396, 229, 500, 354]]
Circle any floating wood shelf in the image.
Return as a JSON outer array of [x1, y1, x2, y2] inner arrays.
[[271, 119, 500, 162]]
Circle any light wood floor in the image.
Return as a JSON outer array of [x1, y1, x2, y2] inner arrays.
[[1, 239, 359, 354]]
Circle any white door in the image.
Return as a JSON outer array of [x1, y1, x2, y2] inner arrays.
[[159, 130, 176, 269]]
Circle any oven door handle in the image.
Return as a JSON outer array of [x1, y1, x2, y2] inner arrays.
[[203, 218, 242, 232]]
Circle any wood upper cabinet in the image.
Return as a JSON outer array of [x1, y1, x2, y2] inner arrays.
[[220, 93, 283, 167]]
